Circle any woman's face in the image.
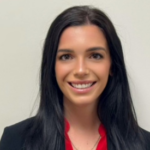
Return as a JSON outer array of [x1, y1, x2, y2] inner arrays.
[[55, 25, 111, 106]]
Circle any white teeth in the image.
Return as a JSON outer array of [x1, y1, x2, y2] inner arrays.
[[71, 83, 93, 89]]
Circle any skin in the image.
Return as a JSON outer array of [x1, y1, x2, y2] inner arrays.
[[55, 25, 111, 150]]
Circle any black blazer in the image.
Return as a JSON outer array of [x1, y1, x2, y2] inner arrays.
[[0, 117, 150, 150]]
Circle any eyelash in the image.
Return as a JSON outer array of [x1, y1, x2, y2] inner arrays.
[[59, 53, 103, 61]]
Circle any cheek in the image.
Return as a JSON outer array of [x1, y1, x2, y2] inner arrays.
[[101, 66, 110, 76], [94, 63, 111, 78], [55, 62, 71, 83]]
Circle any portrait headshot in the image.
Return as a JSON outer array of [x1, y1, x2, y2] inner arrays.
[[0, 1, 150, 150]]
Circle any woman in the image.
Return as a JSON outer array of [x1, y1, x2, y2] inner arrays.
[[0, 5, 150, 150]]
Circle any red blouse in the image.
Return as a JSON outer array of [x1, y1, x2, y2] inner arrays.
[[65, 120, 107, 150]]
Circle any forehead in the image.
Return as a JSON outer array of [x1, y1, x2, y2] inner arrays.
[[58, 25, 108, 50]]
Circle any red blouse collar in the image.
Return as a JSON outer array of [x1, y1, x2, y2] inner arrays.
[[65, 119, 107, 150]]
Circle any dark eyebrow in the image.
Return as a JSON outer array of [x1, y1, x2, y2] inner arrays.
[[87, 47, 106, 52], [57, 47, 106, 53]]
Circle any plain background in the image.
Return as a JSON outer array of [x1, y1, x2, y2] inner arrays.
[[0, 0, 150, 138]]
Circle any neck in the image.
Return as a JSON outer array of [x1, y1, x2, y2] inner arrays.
[[64, 99, 100, 131]]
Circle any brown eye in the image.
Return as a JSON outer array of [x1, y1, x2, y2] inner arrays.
[[91, 53, 103, 59], [59, 54, 72, 61]]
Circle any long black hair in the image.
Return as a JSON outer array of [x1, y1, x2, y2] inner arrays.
[[23, 5, 146, 150]]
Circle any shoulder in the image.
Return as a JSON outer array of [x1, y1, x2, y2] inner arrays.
[[140, 128, 150, 150], [0, 117, 35, 150], [3, 117, 34, 133], [141, 128, 150, 138]]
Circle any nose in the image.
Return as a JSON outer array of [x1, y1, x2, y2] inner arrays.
[[73, 58, 89, 78]]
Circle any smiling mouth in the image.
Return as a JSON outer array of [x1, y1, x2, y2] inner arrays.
[[68, 82, 96, 89]]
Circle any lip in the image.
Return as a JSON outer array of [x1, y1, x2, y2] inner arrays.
[[68, 81, 97, 94], [69, 81, 95, 84]]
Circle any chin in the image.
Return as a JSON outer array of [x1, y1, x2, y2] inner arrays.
[[67, 97, 99, 107]]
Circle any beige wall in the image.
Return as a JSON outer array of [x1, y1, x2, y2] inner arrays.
[[0, 0, 150, 137]]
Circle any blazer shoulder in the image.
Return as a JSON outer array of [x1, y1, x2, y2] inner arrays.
[[0, 117, 35, 150], [5, 117, 34, 132], [141, 128, 150, 139], [140, 128, 150, 150]]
